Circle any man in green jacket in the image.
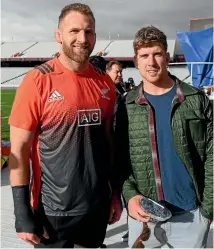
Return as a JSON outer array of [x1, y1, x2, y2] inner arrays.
[[116, 26, 213, 248]]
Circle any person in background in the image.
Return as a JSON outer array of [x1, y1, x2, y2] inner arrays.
[[106, 60, 130, 242], [89, 55, 107, 72], [8, 3, 123, 248], [106, 61, 127, 115], [88, 54, 109, 249], [116, 25, 213, 248], [125, 77, 135, 91]]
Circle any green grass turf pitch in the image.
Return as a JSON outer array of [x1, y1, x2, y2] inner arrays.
[[1, 89, 16, 141]]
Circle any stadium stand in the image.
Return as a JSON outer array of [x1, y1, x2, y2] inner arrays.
[[1, 67, 33, 87], [1, 42, 38, 58], [20, 42, 59, 58], [1, 40, 113, 60], [1, 39, 191, 88], [104, 39, 176, 61], [1, 39, 177, 60]]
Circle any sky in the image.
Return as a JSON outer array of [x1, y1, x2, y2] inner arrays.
[[1, 0, 213, 42]]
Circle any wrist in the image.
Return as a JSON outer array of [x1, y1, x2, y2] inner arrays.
[[12, 185, 41, 235]]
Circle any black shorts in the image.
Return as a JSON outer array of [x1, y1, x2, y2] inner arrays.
[[34, 201, 110, 248]]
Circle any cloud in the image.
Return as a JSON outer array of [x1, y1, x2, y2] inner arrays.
[[1, 0, 213, 41]]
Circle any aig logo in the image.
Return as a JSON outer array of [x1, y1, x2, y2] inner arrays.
[[78, 109, 101, 127]]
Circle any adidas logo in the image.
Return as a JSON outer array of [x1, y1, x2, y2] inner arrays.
[[48, 90, 64, 102]]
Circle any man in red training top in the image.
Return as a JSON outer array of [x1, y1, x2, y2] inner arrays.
[[8, 3, 123, 248]]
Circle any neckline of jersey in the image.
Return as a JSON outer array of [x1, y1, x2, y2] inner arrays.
[[55, 56, 93, 77]]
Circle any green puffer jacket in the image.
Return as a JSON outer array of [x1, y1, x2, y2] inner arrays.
[[116, 75, 213, 219]]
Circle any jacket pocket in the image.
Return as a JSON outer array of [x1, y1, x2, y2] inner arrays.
[[183, 110, 206, 142], [183, 110, 206, 121]]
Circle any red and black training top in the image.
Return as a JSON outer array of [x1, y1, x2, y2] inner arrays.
[[9, 57, 116, 216]]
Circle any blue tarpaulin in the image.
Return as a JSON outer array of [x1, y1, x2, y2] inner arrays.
[[177, 27, 213, 87]]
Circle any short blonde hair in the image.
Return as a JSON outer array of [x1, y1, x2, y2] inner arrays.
[[133, 26, 167, 54], [58, 3, 95, 27]]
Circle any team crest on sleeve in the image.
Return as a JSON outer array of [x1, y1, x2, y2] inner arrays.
[[77, 109, 101, 127], [101, 88, 110, 100]]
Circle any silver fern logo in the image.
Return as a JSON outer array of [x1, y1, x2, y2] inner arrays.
[[101, 88, 110, 100]]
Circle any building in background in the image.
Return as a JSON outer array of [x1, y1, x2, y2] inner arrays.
[[190, 17, 213, 31]]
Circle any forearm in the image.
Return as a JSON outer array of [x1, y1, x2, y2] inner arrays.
[[9, 149, 42, 234], [9, 148, 31, 186], [201, 97, 213, 219], [9, 118, 39, 235], [122, 175, 140, 203], [201, 158, 213, 219]]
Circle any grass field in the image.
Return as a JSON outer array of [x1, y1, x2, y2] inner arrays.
[[1, 89, 16, 141]]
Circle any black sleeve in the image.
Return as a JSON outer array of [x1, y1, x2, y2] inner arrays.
[[111, 100, 132, 193]]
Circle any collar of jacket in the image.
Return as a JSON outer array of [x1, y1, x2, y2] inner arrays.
[[126, 73, 200, 105]]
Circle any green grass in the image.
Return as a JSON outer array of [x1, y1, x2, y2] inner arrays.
[[1, 89, 16, 141]]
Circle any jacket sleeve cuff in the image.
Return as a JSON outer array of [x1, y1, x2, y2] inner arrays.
[[200, 206, 213, 220], [122, 189, 140, 204]]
